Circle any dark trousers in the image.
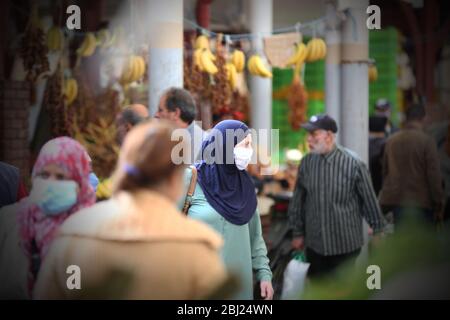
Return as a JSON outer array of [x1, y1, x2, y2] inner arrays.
[[306, 247, 361, 279]]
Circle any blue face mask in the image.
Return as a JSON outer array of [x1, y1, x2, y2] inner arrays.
[[89, 172, 99, 192], [29, 178, 79, 216]]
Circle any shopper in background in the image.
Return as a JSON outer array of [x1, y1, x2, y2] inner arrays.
[[372, 98, 398, 137], [34, 120, 227, 299], [155, 87, 205, 164], [368, 116, 388, 195], [379, 103, 445, 225], [288, 114, 386, 279], [0, 137, 96, 299], [116, 104, 149, 145], [184, 120, 273, 300], [94, 104, 150, 200]]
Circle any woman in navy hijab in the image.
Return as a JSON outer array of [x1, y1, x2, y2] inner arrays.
[[183, 120, 273, 300]]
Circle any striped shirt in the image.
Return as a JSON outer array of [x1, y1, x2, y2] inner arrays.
[[288, 145, 386, 256]]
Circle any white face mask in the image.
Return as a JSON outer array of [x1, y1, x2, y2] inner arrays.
[[233, 146, 253, 171], [29, 178, 78, 215]]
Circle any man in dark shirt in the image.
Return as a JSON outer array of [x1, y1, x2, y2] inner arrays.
[[379, 104, 444, 225], [288, 114, 386, 278]]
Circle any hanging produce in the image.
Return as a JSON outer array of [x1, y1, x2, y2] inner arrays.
[[43, 66, 71, 137], [18, 5, 49, 98], [368, 63, 378, 82], [46, 26, 64, 51], [199, 48, 218, 74], [192, 35, 218, 74], [285, 42, 308, 67], [247, 54, 273, 78], [195, 35, 210, 50], [305, 38, 327, 62], [64, 78, 78, 105], [96, 29, 115, 49], [224, 63, 238, 90], [76, 32, 97, 57], [120, 55, 146, 85], [211, 33, 232, 114], [231, 49, 246, 73], [287, 62, 308, 130], [69, 72, 121, 178]]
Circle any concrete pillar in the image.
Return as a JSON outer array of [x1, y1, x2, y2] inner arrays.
[[325, 1, 342, 144], [339, 0, 370, 265], [147, 0, 183, 116], [248, 0, 273, 131], [339, 0, 369, 163]]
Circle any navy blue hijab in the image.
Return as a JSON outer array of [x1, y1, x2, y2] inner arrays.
[[195, 120, 257, 225]]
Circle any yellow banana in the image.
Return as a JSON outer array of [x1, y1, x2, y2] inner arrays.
[[305, 38, 327, 62], [247, 55, 258, 75], [47, 27, 64, 51], [129, 56, 139, 82], [305, 39, 317, 62], [195, 35, 210, 50], [369, 65, 378, 82], [225, 63, 238, 90], [206, 50, 216, 62], [120, 57, 134, 84], [286, 42, 307, 66], [77, 32, 97, 57], [316, 38, 327, 59], [193, 49, 204, 71], [231, 50, 245, 73], [64, 78, 78, 105], [200, 49, 218, 74], [97, 29, 111, 48], [305, 40, 313, 62], [252, 55, 272, 78], [133, 56, 146, 81]]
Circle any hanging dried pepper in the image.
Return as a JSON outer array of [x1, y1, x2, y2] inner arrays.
[[19, 5, 49, 102], [287, 61, 308, 131]]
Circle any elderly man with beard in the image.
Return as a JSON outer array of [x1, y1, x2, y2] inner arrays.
[[287, 114, 386, 278]]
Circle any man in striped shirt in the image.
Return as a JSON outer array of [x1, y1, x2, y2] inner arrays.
[[288, 114, 386, 278]]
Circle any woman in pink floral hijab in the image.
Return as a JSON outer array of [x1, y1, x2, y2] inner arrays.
[[17, 137, 96, 291]]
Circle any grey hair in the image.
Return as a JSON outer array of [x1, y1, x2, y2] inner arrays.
[[119, 108, 147, 126], [164, 87, 196, 124]]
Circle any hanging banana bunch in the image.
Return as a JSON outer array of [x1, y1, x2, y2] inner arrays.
[[193, 35, 218, 74], [96, 29, 114, 49], [199, 49, 218, 74], [77, 32, 97, 57], [247, 54, 273, 78], [64, 78, 78, 105], [224, 62, 238, 90], [120, 55, 146, 85], [305, 38, 327, 63], [231, 49, 245, 73], [46, 26, 64, 51], [195, 35, 210, 50], [285, 42, 308, 67]]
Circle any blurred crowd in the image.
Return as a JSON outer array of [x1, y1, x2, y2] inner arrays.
[[0, 89, 449, 300]]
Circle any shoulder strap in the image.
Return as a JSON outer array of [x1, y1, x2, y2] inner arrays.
[[182, 166, 197, 215]]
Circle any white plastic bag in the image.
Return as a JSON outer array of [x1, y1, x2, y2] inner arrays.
[[281, 254, 310, 300]]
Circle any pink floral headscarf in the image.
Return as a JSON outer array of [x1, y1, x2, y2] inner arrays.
[[17, 137, 96, 289]]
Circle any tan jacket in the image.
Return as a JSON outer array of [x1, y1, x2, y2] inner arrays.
[[33, 191, 227, 299], [379, 123, 444, 212]]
